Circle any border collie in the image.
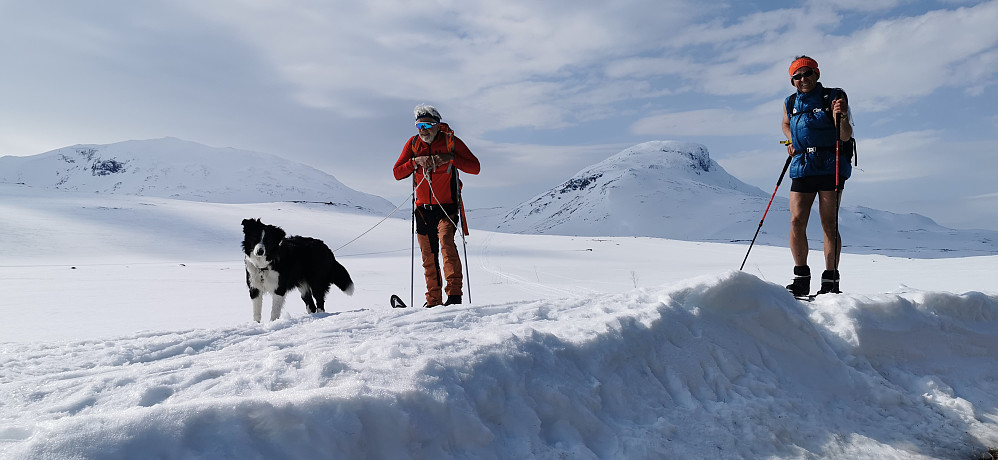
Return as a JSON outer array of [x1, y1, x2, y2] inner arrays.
[[241, 218, 354, 322]]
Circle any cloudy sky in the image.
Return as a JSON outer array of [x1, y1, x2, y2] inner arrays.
[[2, 0, 997, 230]]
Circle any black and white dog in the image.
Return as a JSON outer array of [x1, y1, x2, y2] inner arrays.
[[241, 218, 354, 322]]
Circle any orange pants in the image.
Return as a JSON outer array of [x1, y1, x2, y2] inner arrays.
[[415, 207, 463, 306]]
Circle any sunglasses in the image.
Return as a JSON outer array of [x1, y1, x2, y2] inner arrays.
[[415, 122, 438, 130], [791, 69, 815, 81]]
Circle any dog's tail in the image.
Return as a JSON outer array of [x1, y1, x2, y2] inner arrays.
[[330, 261, 355, 296]]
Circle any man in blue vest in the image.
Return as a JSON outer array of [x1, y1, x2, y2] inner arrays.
[[782, 56, 854, 297]]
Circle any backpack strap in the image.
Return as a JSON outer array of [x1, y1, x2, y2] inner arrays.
[[787, 88, 858, 166], [787, 87, 839, 119], [826, 88, 858, 166], [442, 130, 467, 234], [408, 135, 419, 187], [826, 88, 859, 166], [436, 124, 468, 235], [785, 93, 798, 120]]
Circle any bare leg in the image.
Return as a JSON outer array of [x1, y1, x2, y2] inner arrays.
[[789, 191, 816, 266], [817, 190, 842, 270]]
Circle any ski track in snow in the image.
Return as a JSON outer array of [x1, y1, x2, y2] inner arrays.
[[476, 231, 602, 299]]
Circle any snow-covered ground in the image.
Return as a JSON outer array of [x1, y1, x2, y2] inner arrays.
[[2, 183, 997, 459]]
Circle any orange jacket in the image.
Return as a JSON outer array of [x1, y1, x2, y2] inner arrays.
[[393, 125, 480, 206]]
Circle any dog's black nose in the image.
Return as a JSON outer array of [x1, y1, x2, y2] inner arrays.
[[255, 247, 264, 256]]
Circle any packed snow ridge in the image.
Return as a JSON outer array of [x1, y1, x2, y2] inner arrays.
[[2, 272, 997, 459]]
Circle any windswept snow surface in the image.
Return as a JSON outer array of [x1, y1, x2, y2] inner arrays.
[[2, 184, 998, 459], [3, 273, 997, 459]]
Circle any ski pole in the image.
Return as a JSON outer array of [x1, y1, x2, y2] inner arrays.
[[410, 176, 416, 310], [833, 113, 842, 272], [739, 144, 793, 271], [455, 174, 472, 304]]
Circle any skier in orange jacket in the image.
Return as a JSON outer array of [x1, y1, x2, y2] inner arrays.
[[393, 104, 481, 307]]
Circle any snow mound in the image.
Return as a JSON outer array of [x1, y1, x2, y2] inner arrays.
[[2, 272, 997, 459]]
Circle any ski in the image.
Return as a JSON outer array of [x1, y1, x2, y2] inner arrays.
[[795, 295, 817, 302], [390, 294, 408, 309]]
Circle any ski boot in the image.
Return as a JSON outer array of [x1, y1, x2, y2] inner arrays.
[[786, 265, 810, 298], [816, 270, 841, 295]]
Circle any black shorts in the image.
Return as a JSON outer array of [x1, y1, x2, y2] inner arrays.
[[790, 175, 846, 193], [414, 203, 459, 235]]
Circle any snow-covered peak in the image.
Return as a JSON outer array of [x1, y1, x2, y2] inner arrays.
[[567, 140, 763, 196], [592, 140, 712, 176], [0, 137, 393, 213], [488, 140, 998, 257], [495, 141, 766, 238]]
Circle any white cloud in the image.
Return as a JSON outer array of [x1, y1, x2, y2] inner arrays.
[[610, 1, 998, 108], [846, 130, 947, 183], [816, 0, 904, 13], [630, 100, 779, 137], [828, 1, 998, 111], [172, 0, 712, 133], [2, 0, 998, 231]]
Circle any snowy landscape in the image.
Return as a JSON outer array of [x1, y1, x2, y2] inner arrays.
[[487, 141, 998, 258], [2, 139, 998, 459]]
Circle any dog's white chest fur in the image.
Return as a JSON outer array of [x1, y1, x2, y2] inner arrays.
[[245, 255, 279, 293]]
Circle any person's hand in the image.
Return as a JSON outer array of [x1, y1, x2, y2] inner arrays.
[[786, 143, 796, 156], [413, 156, 435, 170], [434, 153, 454, 165], [832, 97, 848, 119]]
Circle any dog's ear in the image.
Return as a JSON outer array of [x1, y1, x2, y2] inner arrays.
[[272, 226, 286, 241], [242, 218, 261, 230]]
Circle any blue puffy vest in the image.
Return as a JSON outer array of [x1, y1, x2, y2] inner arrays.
[[785, 83, 852, 180]]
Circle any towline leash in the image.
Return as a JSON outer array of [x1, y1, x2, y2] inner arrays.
[[330, 175, 428, 254]]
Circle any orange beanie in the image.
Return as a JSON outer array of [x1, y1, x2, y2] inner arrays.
[[789, 57, 819, 76]]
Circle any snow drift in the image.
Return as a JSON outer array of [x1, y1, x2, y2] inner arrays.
[[2, 272, 996, 459]]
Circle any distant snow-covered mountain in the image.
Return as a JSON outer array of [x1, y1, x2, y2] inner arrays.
[[0, 137, 393, 213], [496, 141, 766, 238], [491, 141, 998, 257]]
